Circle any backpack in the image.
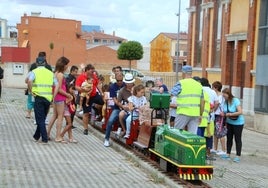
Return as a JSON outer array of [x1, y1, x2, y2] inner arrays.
[[0, 66, 4, 79]]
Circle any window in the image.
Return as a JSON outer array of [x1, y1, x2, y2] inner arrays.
[[213, 1, 223, 67], [94, 39, 100, 43], [195, 2, 203, 67], [102, 39, 107, 44], [258, 0, 268, 55], [254, 85, 268, 112], [216, 2, 222, 40], [255, 0, 268, 113]]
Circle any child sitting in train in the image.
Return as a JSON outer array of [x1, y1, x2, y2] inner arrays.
[[101, 84, 110, 123], [124, 84, 147, 139], [169, 95, 177, 127]]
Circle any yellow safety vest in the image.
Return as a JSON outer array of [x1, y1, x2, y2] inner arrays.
[[32, 67, 53, 102], [176, 78, 203, 116], [199, 90, 210, 127]]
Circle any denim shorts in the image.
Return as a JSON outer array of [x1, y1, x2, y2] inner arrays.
[[54, 100, 65, 104]]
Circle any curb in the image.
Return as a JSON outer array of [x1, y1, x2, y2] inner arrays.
[[75, 117, 182, 188]]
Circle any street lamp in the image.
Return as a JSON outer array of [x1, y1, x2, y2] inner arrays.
[[175, 0, 181, 82]]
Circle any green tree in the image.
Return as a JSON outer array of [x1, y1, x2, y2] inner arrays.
[[117, 41, 143, 70]]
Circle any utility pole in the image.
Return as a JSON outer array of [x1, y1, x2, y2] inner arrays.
[[176, 0, 181, 82]]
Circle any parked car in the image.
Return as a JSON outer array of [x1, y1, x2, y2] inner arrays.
[[121, 68, 155, 87]]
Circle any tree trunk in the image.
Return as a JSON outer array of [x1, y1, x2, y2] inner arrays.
[[129, 60, 132, 70]]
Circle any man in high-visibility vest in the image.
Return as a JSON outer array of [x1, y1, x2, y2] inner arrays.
[[170, 65, 204, 134], [28, 56, 57, 144]]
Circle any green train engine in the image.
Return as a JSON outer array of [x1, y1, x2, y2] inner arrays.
[[149, 124, 213, 180]]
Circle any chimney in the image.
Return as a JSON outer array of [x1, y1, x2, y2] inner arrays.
[[31, 12, 41, 17], [113, 31, 115, 36]]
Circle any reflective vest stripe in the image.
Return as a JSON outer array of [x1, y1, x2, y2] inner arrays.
[[32, 84, 53, 87], [179, 94, 202, 98], [179, 104, 200, 107]]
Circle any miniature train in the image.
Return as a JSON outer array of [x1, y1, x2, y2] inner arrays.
[[93, 93, 213, 180]]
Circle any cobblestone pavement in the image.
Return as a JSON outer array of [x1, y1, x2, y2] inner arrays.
[[1, 88, 268, 188], [205, 121, 268, 187], [0, 88, 176, 188]]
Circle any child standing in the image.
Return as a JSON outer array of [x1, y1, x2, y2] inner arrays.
[[60, 83, 78, 143], [124, 84, 147, 139]]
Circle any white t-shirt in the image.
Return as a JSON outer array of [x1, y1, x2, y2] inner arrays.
[[202, 86, 218, 105], [169, 96, 177, 117], [128, 95, 147, 117], [215, 94, 225, 115]]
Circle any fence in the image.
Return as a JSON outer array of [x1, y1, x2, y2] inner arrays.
[[98, 70, 182, 91]]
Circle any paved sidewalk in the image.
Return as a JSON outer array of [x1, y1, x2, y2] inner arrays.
[[0, 88, 174, 188], [1, 88, 268, 188]]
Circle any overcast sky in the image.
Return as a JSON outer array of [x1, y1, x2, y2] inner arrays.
[[0, 0, 189, 45]]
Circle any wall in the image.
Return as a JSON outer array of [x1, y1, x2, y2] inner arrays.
[[229, 0, 249, 33], [86, 45, 136, 70], [1, 63, 29, 88], [137, 45, 150, 71], [1, 47, 30, 63], [150, 34, 173, 72], [17, 14, 87, 66]]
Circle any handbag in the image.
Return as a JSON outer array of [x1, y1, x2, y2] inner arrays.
[[215, 115, 227, 138], [227, 102, 238, 120], [24, 88, 29, 95], [68, 102, 76, 114]]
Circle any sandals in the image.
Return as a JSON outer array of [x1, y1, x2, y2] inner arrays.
[[55, 138, 67, 144], [69, 139, 78, 143]]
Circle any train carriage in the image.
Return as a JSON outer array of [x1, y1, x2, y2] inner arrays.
[[92, 92, 213, 181]]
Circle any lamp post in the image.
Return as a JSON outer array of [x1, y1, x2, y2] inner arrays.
[[175, 0, 181, 82]]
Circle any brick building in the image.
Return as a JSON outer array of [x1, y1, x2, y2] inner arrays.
[[82, 31, 132, 70], [16, 13, 87, 66], [150, 32, 188, 72], [85, 45, 136, 70], [187, 0, 268, 133], [82, 31, 126, 48]]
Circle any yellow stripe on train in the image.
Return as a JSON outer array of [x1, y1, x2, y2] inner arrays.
[[179, 174, 213, 180]]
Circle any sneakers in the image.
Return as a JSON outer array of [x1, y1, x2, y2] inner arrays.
[[104, 139, 110, 147], [221, 154, 231, 160], [83, 129, 88, 135], [116, 128, 122, 136], [210, 149, 217, 154], [206, 155, 216, 161], [124, 134, 130, 139], [233, 157, 240, 163], [216, 150, 226, 156], [38, 141, 49, 145], [45, 119, 49, 125]]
